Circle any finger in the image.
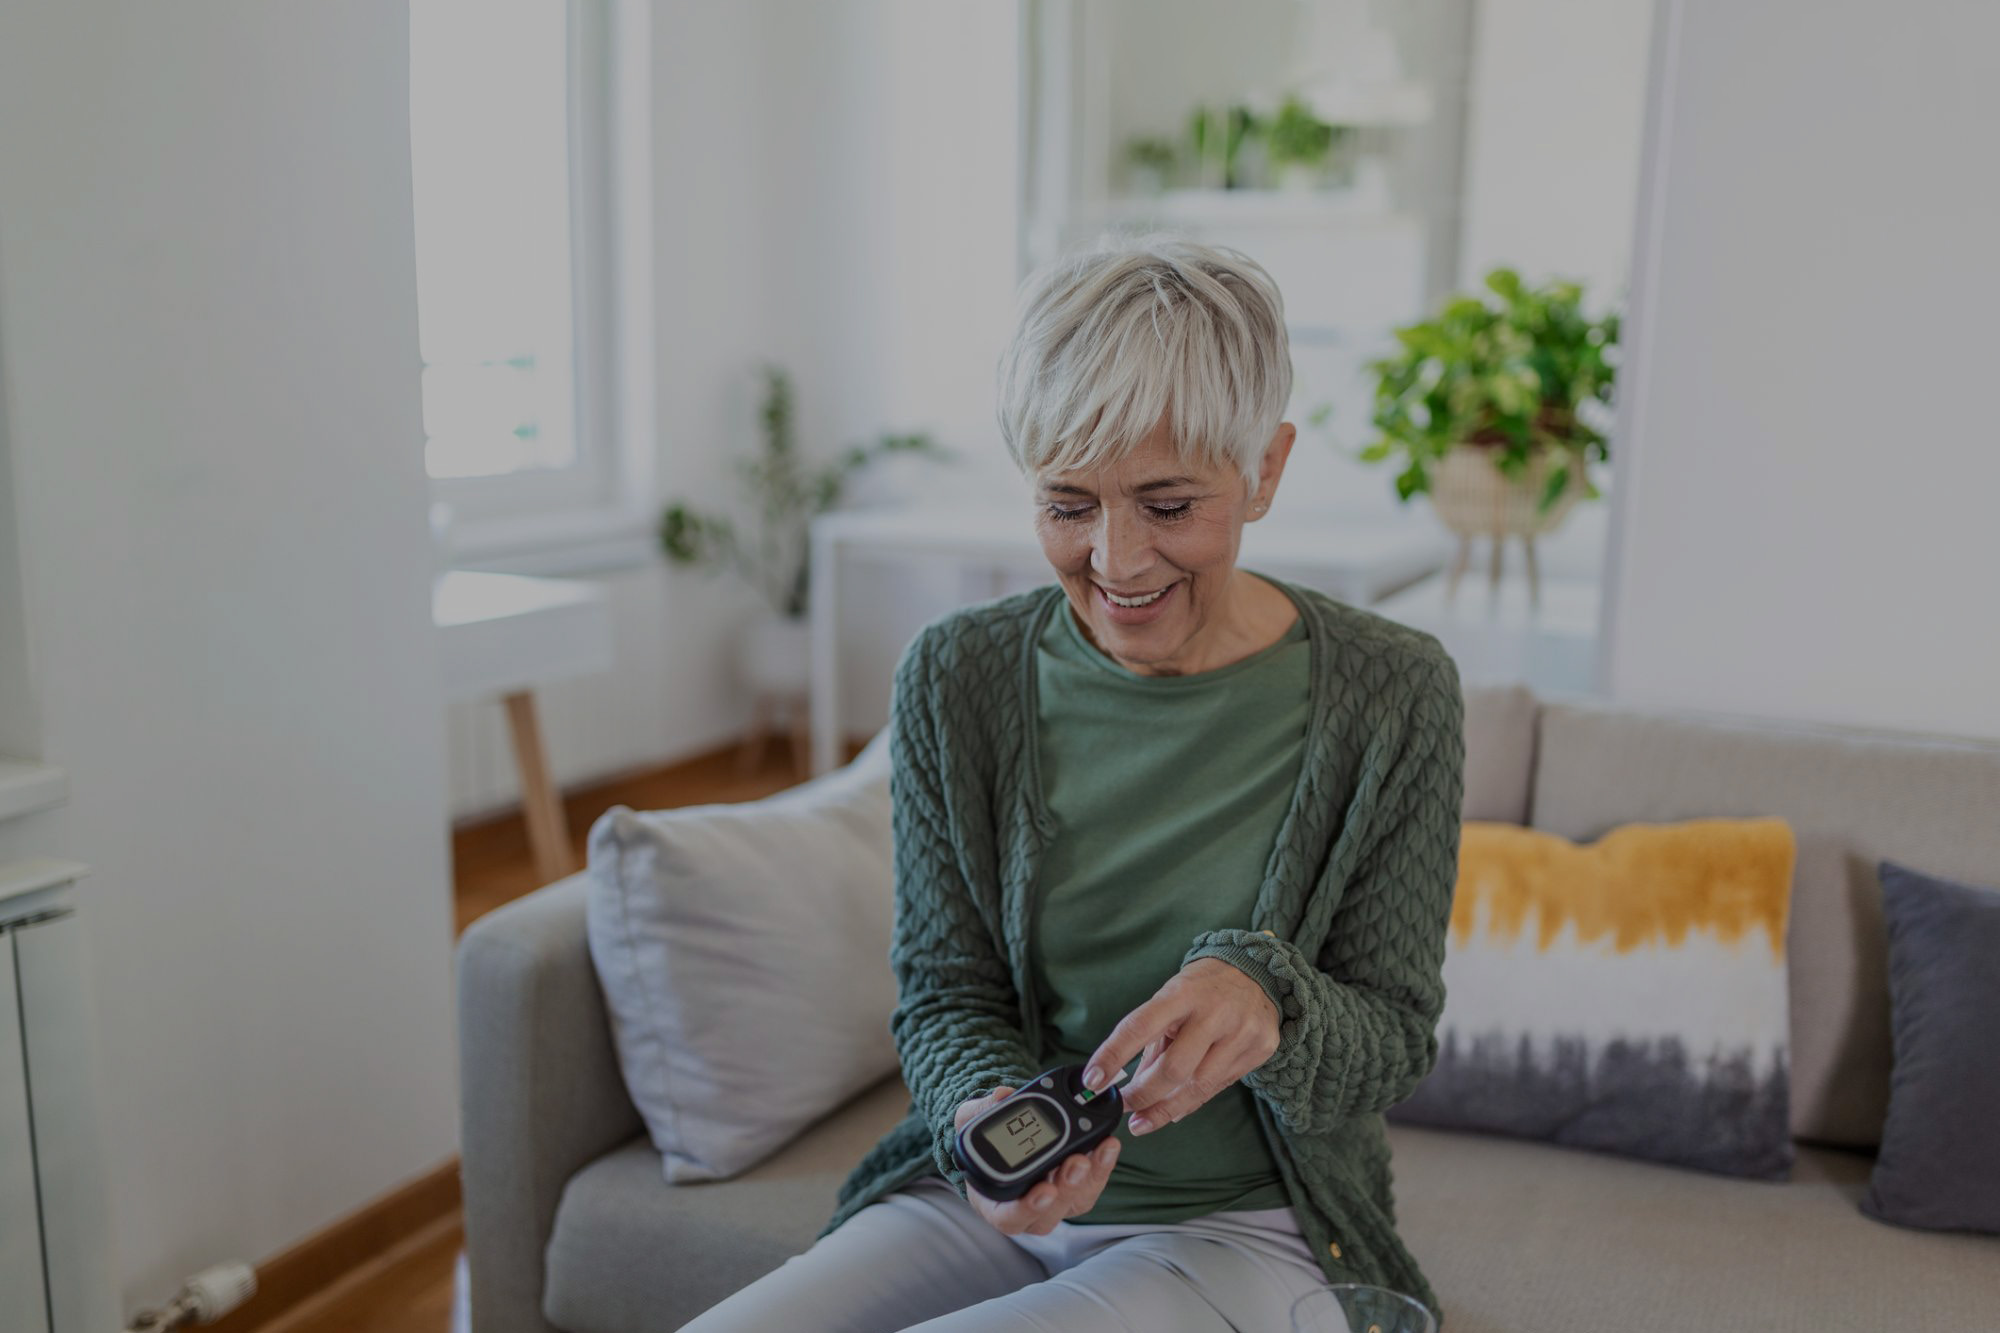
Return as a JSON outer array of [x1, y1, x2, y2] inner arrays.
[[1128, 1041, 1243, 1134], [1125, 1039, 1168, 1102], [1083, 1135, 1121, 1193], [954, 1086, 1015, 1130], [1122, 1013, 1227, 1114], [972, 1165, 1052, 1225], [1059, 1137, 1122, 1217], [1018, 1184, 1064, 1235], [1086, 995, 1185, 1091]]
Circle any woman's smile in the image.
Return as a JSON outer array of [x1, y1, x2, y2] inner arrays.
[[1095, 578, 1181, 623]]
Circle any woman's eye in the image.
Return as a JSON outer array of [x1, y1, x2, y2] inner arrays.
[[1042, 500, 1192, 522]]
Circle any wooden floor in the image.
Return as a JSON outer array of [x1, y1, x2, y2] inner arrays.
[[451, 737, 825, 936], [270, 737, 823, 1333]]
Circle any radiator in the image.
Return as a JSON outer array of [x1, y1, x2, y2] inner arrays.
[[1, 860, 116, 1333]]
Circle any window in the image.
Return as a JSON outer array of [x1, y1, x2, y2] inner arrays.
[[409, 0, 616, 522]]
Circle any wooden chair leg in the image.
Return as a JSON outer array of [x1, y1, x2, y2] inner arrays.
[[1488, 533, 1505, 593], [1522, 535, 1541, 609], [503, 690, 576, 886]]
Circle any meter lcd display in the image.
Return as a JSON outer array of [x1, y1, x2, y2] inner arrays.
[[980, 1105, 1050, 1168]]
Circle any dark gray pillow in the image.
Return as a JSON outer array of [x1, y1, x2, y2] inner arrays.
[[1861, 861, 2000, 1234]]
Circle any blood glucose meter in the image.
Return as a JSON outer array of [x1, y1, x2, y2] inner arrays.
[[952, 1064, 1127, 1201]]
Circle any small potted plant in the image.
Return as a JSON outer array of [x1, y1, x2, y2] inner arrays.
[[1187, 103, 1261, 190], [660, 365, 946, 703], [1356, 267, 1619, 602], [1123, 136, 1177, 194], [1264, 96, 1347, 192]]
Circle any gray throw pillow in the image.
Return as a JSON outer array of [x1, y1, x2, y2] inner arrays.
[[1861, 861, 2000, 1233]]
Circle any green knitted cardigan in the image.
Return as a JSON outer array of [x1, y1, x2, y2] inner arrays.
[[824, 576, 1465, 1312]]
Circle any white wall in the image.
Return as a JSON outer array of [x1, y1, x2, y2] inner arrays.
[[1603, 0, 2000, 741], [1458, 0, 1653, 303], [0, 0, 459, 1312]]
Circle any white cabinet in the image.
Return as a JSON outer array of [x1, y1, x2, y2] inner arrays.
[[0, 863, 114, 1333], [0, 936, 50, 1333]]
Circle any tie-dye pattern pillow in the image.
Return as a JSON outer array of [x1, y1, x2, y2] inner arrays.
[[1389, 818, 1797, 1179]]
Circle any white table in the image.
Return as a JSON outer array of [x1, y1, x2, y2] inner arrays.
[[1371, 570, 1605, 696], [808, 505, 1454, 774], [435, 571, 613, 885]]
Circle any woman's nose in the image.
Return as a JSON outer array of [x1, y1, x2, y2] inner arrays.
[[1090, 503, 1154, 580]]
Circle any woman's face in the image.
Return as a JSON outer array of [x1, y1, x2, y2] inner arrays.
[[1033, 418, 1294, 676]]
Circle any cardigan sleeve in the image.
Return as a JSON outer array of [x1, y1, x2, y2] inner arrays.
[[1183, 650, 1465, 1135], [884, 626, 1041, 1182]]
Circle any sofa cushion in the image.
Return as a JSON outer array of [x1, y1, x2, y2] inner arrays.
[[1526, 698, 2000, 1147], [1388, 1122, 2000, 1332], [1461, 683, 1538, 824], [541, 1075, 2000, 1333], [584, 729, 897, 1182], [544, 1075, 913, 1333]]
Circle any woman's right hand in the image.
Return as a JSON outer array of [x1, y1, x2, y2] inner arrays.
[[953, 1087, 1121, 1236]]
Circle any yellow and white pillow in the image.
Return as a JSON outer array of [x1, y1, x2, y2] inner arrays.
[[1390, 818, 1797, 1178]]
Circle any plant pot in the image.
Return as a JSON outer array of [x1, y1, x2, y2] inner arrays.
[[742, 612, 811, 697], [1275, 161, 1324, 193], [1427, 443, 1585, 540]]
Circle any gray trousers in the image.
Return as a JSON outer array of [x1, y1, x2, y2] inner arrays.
[[678, 1175, 1330, 1332]]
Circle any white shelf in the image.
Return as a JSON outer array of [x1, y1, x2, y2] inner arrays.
[[1374, 571, 1604, 696], [0, 760, 67, 826], [433, 570, 614, 704], [0, 858, 87, 919], [1098, 189, 1418, 229]]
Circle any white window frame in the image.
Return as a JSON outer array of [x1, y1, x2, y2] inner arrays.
[[430, 0, 658, 574]]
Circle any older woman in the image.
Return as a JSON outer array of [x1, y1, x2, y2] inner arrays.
[[684, 235, 1465, 1332]]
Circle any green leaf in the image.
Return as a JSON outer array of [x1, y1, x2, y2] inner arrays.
[[1394, 460, 1429, 502], [1539, 464, 1570, 512], [1357, 439, 1393, 462]]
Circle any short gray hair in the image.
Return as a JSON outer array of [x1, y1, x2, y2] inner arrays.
[[996, 233, 1292, 487]]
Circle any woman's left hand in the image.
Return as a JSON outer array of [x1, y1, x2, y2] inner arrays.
[[1084, 958, 1281, 1136]]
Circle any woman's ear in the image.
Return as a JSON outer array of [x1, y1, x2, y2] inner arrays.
[[1250, 422, 1297, 515]]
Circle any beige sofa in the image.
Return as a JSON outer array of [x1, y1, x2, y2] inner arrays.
[[457, 686, 2000, 1332]]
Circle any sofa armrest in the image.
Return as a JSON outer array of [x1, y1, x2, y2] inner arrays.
[[458, 874, 643, 1333]]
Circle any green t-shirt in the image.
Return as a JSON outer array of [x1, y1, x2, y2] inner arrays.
[[1030, 594, 1310, 1222]]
